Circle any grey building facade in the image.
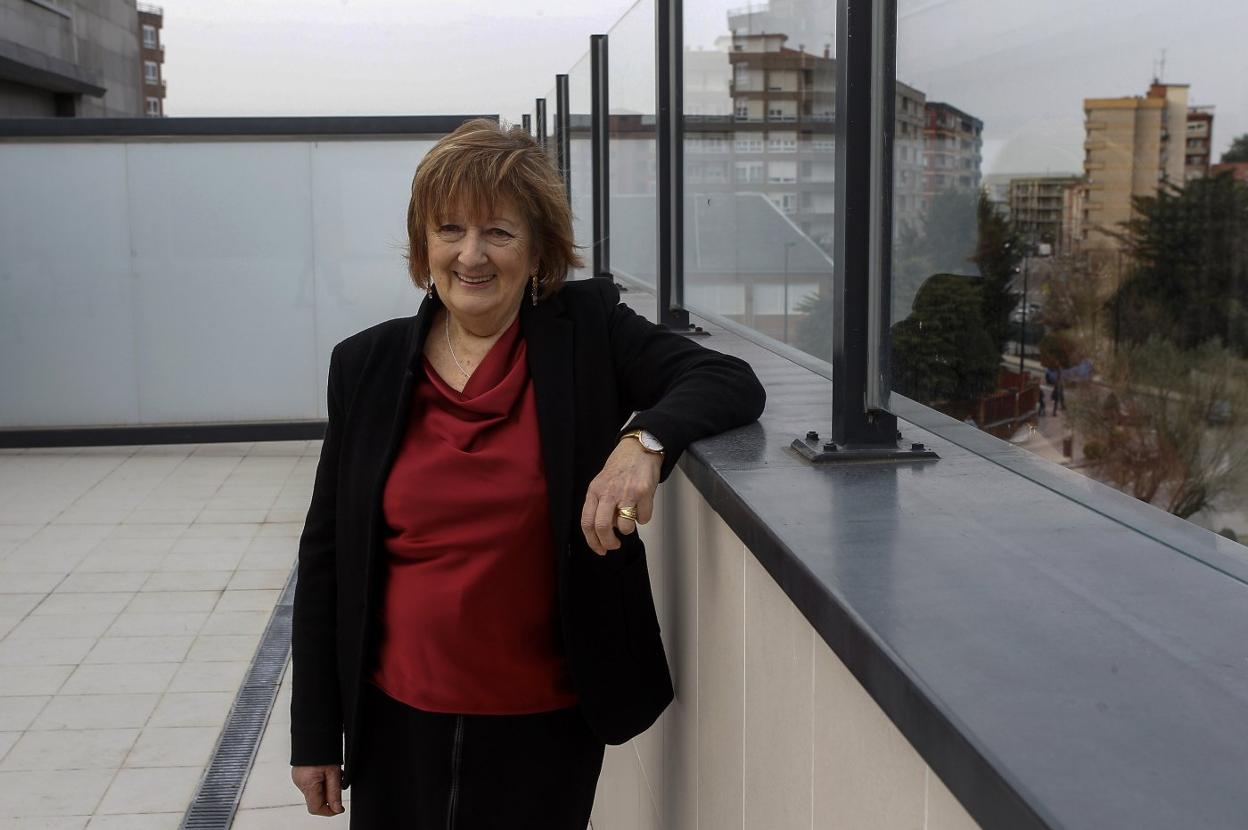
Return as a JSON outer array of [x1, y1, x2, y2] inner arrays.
[[0, 0, 144, 117]]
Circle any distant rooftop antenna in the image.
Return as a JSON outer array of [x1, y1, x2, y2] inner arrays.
[[1158, 48, 1167, 83]]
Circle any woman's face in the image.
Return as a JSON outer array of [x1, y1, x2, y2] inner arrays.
[[427, 198, 538, 332]]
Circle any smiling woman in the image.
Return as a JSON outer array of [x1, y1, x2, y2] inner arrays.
[[289, 117, 766, 828]]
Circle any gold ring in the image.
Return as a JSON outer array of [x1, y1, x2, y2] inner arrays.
[[616, 505, 639, 521]]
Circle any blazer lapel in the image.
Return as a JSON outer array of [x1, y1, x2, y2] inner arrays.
[[521, 293, 575, 558]]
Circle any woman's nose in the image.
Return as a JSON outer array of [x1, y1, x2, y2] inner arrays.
[[457, 230, 489, 266]]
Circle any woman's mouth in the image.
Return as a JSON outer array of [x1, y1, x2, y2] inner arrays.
[[455, 272, 496, 286]]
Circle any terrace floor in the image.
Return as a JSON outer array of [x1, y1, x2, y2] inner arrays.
[[0, 441, 347, 829]]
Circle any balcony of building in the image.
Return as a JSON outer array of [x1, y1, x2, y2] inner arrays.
[[1, 102, 1246, 829]]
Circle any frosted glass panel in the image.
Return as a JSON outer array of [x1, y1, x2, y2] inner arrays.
[[0, 144, 139, 427], [311, 141, 433, 418], [0, 137, 437, 429]]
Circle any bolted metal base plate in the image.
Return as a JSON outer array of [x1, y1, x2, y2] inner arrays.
[[791, 434, 939, 464]]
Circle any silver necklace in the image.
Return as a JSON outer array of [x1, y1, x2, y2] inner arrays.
[[444, 315, 471, 379]]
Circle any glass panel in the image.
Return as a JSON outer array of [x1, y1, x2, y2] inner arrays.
[[892, 0, 1248, 541], [607, 0, 658, 289], [682, 0, 837, 362], [546, 51, 594, 282], [0, 138, 435, 428]]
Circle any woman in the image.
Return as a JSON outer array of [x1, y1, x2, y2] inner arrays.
[[290, 118, 765, 828]]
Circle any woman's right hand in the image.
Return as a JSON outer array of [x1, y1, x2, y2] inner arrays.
[[292, 764, 345, 817]]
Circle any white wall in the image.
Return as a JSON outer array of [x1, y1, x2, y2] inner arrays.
[[591, 468, 984, 829], [0, 137, 434, 429]]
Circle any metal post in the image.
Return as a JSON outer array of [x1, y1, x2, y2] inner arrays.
[[1018, 253, 1029, 377], [783, 241, 796, 343], [535, 98, 547, 151], [591, 34, 611, 279], [522, 113, 531, 134], [792, 0, 935, 462], [555, 73, 571, 206], [656, 0, 692, 330]]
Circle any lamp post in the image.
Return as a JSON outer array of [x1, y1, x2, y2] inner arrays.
[[783, 241, 797, 343], [1018, 250, 1030, 378]]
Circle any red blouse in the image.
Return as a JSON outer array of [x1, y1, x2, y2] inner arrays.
[[370, 316, 577, 714]]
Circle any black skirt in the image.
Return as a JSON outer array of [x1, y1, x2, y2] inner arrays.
[[349, 683, 605, 829]]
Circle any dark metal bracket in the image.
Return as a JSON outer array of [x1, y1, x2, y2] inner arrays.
[[791, 430, 939, 464]]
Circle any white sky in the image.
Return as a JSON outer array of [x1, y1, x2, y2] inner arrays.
[[159, 0, 1245, 174]]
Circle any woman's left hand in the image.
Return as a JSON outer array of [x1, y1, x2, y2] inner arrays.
[[581, 439, 663, 555]]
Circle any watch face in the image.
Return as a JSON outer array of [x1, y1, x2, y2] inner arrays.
[[639, 431, 663, 453]]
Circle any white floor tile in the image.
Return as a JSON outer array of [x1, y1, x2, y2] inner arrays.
[[60, 663, 178, 696], [124, 591, 220, 614], [105, 612, 208, 638], [0, 639, 95, 667], [0, 696, 50, 731], [186, 635, 258, 662], [0, 729, 138, 771], [0, 769, 115, 818], [95, 766, 201, 814], [86, 813, 183, 829], [33, 594, 134, 616], [215, 589, 280, 612], [0, 666, 73, 696], [125, 726, 220, 768], [83, 637, 194, 665], [141, 571, 232, 592], [8, 615, 118, 640], [54, 573, 147, 594], [167, 661, 248, 694], [31, 694, 159, 731], [148, 692, 233, 728]]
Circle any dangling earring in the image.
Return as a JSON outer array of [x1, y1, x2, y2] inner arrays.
[[530, 273, 539, 306], [427, 278, 436, 298]]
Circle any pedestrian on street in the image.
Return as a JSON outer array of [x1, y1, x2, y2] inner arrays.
[[1052, 379, 1066, 415], [1037, 388, 1046, 418]]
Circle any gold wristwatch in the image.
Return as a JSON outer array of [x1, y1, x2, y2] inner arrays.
[[621, 429, 665, 456]]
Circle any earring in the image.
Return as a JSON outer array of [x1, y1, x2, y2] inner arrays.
[[427, 278, 436, 298], [531, 273, 539, 306]]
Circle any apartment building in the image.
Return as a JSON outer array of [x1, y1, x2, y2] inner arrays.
[[1008, 175, 1082, 252], [1081, 82, 1189, 255], [1184, 106, 1214, 181], [137, 3, 165, 116], [0, 0, 148, 117], [922, 101, 983, 211]]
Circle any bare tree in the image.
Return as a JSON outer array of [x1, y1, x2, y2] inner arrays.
[[1071, 338, 1248, 519]]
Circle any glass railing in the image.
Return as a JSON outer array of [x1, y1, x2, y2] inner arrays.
[[606, 0, 658, 289], [680, 0, 836, 363], [891, 0, 1248, 541]]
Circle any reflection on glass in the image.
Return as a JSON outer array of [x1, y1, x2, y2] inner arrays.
[[892, 0, 1248, 541], [607, 0, 658, 287], [680, 0, 836, 360], [546, 51, 593, 281]]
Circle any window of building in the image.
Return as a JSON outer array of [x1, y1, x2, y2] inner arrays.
[[144, 61, 159, 83], [143, 25, 157, 48], [145, 97, 161, 116], [735, 132, 763, 152], [767, 132, 797, 152], [768, 160, 797, 183], [754, 282, 819, 314], [735, 161, 764, 183]]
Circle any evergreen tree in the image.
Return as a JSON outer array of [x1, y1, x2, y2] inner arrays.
[[970, 191, 1025, 355], [1111, 172, 1248, 356], [890, 274, 1000, 404], [1222, 133, 1248, 164]]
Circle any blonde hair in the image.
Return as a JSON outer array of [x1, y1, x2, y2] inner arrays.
[[406, 118, 582, 299]]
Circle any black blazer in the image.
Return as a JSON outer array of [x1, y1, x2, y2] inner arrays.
[[290, 278, 765, 784]]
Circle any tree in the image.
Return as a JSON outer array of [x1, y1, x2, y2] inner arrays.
[[1070, 338, 1248, 519], [1223, 133, 1248, 164], [890, 274, 1000, 405], [1110, 173, 1248, 356], [970, 191, 1024, 355]]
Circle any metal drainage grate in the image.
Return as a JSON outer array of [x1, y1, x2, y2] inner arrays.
[[181, 567, 298, 830]]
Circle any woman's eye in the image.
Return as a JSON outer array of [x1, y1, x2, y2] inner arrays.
[[438, 224, 463, 234], [487, 227, 513, 238]]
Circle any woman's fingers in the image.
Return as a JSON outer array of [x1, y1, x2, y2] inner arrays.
[[292, 765, 344, 816], [324, 766, 344, 815]]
